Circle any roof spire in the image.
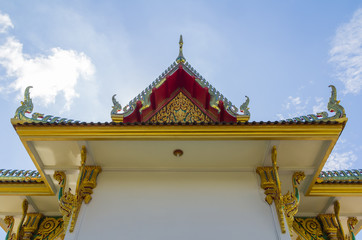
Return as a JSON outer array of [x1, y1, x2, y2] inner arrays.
[[176, 34, 186, 63]]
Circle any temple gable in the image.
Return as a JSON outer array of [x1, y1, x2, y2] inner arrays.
[[148, 91, 212, 123], [110, 35, 250, 123]]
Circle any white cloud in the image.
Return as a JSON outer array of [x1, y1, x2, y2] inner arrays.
[[289, 96, 301, 105], [278, 96, 307, 119], [330, 8, 362, 94], [284, 96, 303, 110], [277, 96, 329, 120], [312, 97, 325, 113], [323, 151, 357, 171], [0, 13, 95, 111], [0, 11, 13, 33]]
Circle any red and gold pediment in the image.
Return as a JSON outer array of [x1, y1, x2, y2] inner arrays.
[[111, 35, 250, 123]]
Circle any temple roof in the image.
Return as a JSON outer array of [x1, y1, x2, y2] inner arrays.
[[317, 169, 362, 183], [110, 35, 249, 123], [1, 168, 361, 185], [12, 120, 344, 126], [0, 169, 43, 183]]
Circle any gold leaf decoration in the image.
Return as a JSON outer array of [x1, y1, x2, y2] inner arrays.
[[33, 217, 64, 240], [148, 92, 212, 123], [293, 217, 325, 240]]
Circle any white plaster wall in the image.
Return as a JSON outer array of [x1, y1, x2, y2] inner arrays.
[[66, 172, 281, 240]]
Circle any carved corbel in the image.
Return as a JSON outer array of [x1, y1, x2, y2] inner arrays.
[[318, 201, 354, 240], [23, 213, 43, 239], [256, 167, 276, 205], [256, 146, 305, 236], [318, 214, 339, 240], [256, 146, 286, 234], [54, 146, 101, 233], [334, 201, 346, 240], [4, 199, 28, 240]]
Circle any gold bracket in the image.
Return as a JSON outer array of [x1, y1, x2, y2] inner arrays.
[[318, 214, 339, 240], [54, 145, 101, 233], [23, 213, 43, 239], [4, 199, 29, 240], [256, 167, 276, 205], [256, 146, 305, 236]]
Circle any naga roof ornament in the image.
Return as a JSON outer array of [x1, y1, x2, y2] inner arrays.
[[284, 85, 346, 123], [111, 35, 250, 123], [12, 86, 80, 124]]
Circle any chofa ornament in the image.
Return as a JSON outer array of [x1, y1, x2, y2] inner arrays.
[[13, 86, 80, 124], [285, 85, 346, 122]]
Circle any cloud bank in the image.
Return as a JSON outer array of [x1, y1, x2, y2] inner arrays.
[[0, 11, 13, 33], [330, 8, 362, 94], [0, 11, 95, 110], [323, 151, 357, 171]]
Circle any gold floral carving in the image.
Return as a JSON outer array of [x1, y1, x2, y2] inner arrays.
[[293, 217, 325, 240], [256, 146, 305, 236], [148, 92, 212, 123], [33, 217, 64, 240], [54, 146, 101, 233]]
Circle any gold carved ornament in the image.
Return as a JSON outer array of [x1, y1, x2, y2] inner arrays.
[[321, 201, 357, 240], [148, 92, 212, 123], [318, 213, 340, 240], [4, 199, 64, 240], [293, 217, 325, 240], [347, 217, 358, 240], [4, 199, 28, 240], [256, 146, 305, 236], [22, 213, 43, 240], [294, 201, 355, 240], [33, 217, 64, 240], [54, 146, 101, 233]]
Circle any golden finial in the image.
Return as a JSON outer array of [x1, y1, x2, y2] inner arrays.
[[176, 34, 186, 63]]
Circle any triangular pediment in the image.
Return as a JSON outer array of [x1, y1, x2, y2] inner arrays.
[[110, 36, 251, 123], [148, 91, 212, 123]]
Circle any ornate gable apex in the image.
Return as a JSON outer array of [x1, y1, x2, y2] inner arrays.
[[111, 35, 250, 123]]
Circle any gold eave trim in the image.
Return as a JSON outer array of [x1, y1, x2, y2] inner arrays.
[[13, 124, 344, 141], [308, 183, 362, 196], [0, 182, 52, 195]]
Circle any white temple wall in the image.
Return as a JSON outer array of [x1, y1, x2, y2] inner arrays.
[[66, 171, 283, 240]]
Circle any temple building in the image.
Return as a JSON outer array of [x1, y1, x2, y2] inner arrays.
[[0, 36, 361, 240]]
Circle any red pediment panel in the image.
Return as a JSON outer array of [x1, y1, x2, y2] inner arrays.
[[123, 66, 237, 123]]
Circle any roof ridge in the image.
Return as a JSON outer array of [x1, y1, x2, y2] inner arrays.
[[0, 169, 43, 183]]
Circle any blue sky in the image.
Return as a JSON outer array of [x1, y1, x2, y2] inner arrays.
[[0, 0, 362, 237]]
